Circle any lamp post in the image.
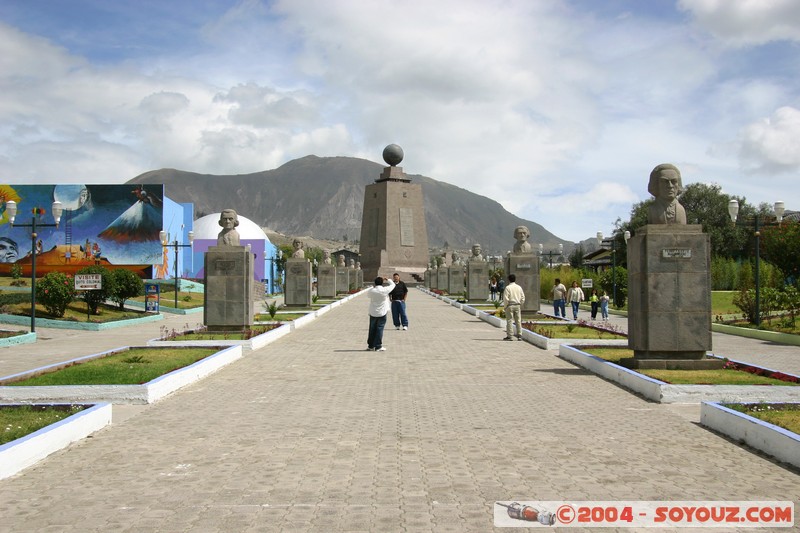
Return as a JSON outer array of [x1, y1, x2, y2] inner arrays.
[[728, 199, 784, 327], [537, 243, 563, 268], [597, 230, 630, 307], [267, 249, 283, 294], [5, 200, 63, 333], [159, 229, 194, 309]]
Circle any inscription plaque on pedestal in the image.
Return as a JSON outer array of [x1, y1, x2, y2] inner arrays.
[[467, 262, 489, 301]]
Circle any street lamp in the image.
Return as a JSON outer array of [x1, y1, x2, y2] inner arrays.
[[159, 229, 194, 309], [537, 243, 563, 268], [5, 200, 63, 333], [597, 230, 630, 307], [267, 249, 283, 294], [728, 199, 784, 326]]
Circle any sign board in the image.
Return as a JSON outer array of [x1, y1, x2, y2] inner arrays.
[[74, 274, 102, 290], [145, 283, 160, 313], [581, 278, 593, 289]]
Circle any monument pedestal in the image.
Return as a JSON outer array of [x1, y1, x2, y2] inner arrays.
[[466, 261, 489, 301], [436, 268, 448, 292], [204, 246, 255, 330], [447, 265, 464, 295], [285, 258, 312, 307], [506, 254, 540, 312], [627, 225, 721, 369], [317, 264, 336, 298]]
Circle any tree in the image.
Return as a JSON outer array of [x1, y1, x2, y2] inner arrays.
[[109, 269, 145, 310], [760, 219, 800, 284], [35, 272, 76, 317], [76, 266, 115, 314], [568, 244, 585, 269]]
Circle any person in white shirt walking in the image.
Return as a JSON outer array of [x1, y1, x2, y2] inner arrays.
[[566, 280, 585, 320], [502, 274, 525, 341], [366, 276, 395, 351]]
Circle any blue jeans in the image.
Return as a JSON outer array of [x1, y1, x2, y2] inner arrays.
[[571, 301, 580, 319], [601, 301, 609, 319], [368, 314, 387, 349], [391, 300, 408, 327], [553, 299, 565, 317]]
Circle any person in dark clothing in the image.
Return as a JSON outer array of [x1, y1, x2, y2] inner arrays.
[[389, 272, 409, 330]]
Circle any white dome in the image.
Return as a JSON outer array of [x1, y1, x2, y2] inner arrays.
[[193, 212, 269, 241]]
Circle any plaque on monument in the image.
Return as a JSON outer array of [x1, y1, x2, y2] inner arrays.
[[466, 261, 489, 301], [317, 264, 336, 298], [506, 254, 540, 312], [285, 258, 312, 307], [437, 267, 448, 291], [204, 245, 255, 330]]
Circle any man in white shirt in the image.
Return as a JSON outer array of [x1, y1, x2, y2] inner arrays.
[[367, 276, 395, 351], [502, 274, 526, 341]]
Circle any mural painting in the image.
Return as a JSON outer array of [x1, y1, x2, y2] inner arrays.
[[0, 184, 165, 277]]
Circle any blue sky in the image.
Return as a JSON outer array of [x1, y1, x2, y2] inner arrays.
[[1, 0, 798, 243]]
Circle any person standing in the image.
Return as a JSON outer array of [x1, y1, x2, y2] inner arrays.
[[552, 278, 567, 318], [567, 281, 585, 320], [502, 274, 525, 341], [489, 277, 498, 301], [589, 288, 599, 320], [600, 291, 610, 320], [366, 276, 395, 351], [389, 272, 409, 330]]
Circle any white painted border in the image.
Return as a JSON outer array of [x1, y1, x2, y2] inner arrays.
[[559, 344, 800, 404], [0, 345, 243, 405], [701, 402, 800, 469], [0, 403, 112, 480]]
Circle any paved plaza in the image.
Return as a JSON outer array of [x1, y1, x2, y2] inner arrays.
[[0, 290, 798, 532]]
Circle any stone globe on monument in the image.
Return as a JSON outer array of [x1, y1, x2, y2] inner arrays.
[[358, 144, 430, 283]]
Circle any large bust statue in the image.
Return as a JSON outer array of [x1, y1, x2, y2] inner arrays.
[[470, 243, 484, 261], [348, 258, 356, 269], [217, 209, 241, 246], [322, 250, 332, 264], [337, 254, 346, 267], [647, 163, 687, 225], [513, 225, 532, 253], [291, 239, 305, 258]]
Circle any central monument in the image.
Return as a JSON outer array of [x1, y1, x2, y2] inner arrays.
[[359, 144, 430, 282]]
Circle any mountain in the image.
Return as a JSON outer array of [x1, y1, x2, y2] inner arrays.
[[128, 155, 575, 255]]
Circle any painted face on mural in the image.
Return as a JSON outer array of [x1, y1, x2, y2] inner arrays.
[[0, 237, 18, 263]]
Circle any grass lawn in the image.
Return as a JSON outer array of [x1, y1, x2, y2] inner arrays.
[[254, 312, 309, 322], [523, 324, 626, 339], [711, 291, 740, 315], [724, 403, 800, 435], [0, 330, 28, 339], [131, 290, 204, 309], [0, 404, 87, 446], [166, 325, 281, 340], [584, 347, 799, 386], [4, 300, 151, 323], [5, 347, 218, 386]]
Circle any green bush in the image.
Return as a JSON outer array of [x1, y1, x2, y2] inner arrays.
[[35, 272, 76, 317], [76, 266, 115, 314], [598, 266, 627, 308], [109, 269, 144, 310]]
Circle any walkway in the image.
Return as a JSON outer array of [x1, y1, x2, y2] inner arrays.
[[0, 290, 798, 532]]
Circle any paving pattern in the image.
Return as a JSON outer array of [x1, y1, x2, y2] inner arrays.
[[0, 291, 797, 532]]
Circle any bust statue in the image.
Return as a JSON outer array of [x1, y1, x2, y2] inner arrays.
[[291, 239, 305, 258], [337, 254, 346, 267], [512, 225, 532, 253], [322, 250, 332, 264], [647, 164, 687, 225], [355, 261, 361, 270], [348, 258, 356, 269], [217, 209, 241, 246], [470, 243, 484, 261]]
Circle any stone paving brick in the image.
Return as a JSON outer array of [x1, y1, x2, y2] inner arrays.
[[0, 290, 798, 531]]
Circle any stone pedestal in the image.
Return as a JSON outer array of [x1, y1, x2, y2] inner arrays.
[[317, 264, 336, 298], [204, 246, 255, 330], [506, 254, 540, 312], [466, 261, 489, 301], [437, 268, 448, 292], [356, 269, 364, 289], [285, 258, 312, 307], [335, 267, 349, 294], [424, 269, 431, 288], [447, 266, 464, 295], [626, 224, 718, 369]]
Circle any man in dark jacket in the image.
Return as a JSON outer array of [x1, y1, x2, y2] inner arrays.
[[389, 272, 409, 330]]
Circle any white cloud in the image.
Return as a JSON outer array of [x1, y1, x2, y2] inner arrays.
[[738, 106, 800, 172], [679, 0, 800, 45]]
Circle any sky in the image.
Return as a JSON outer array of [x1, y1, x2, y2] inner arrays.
[[0, 0, 798, 243]]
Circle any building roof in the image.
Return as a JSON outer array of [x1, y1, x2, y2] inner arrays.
[[193, 213, 270, 242]]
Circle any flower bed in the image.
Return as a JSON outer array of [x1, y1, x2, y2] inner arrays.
[[559, 345, 800, 404]]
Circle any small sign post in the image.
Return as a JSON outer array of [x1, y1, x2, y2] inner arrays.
[[581, 278, 593, 289], [145, 283, 160, 313], [74, 274, 102, 320]]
